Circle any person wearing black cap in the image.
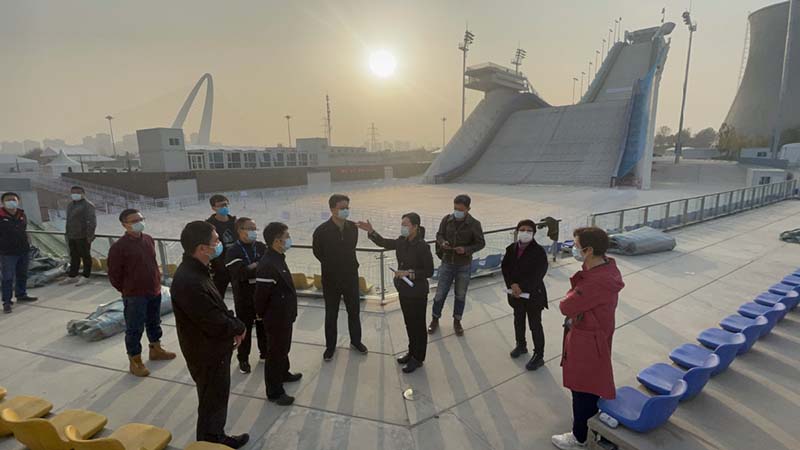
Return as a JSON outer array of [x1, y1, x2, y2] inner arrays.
[[358, 213, 434, 373]]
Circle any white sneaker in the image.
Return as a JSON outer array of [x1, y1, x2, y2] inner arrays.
[[551, 432, 586, 450], [75, 277, 91, 286], [59, 277, 78, 286]]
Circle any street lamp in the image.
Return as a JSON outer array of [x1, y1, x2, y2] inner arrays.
[[580, 71, 586, 98], [617, 17, 623, 42], [595, 50, 600, 76], [105, 115, 117, 157], [285, 115, 293, 148], [441, 117, 447, 149], [608, 28, 613, 49], [458, 27, 476, 124], [674, 11, 698, 164], [588, 61, 593, 85], [572, 77, 578, 104], [602, 38, 607, 57], [614, 19, 619, 42]]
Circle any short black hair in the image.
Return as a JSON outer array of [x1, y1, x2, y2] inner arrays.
[[235, 217, 253, 234], [181, 220, 215, 254], [70, 186, 85, 193], [263, 222, 289, 247], [516, 219, 536, 230], [328, 194, 350, 209], [454, 194, 471, 208], [402, 212, 421, 227], [209, 194, 229, 207], [118, 208, 140, 223], [573, 226, 610, 256], [2, 192, 19, 202]]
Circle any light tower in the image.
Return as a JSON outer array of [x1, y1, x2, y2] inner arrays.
[[368, 123, 379, 152], [285, 115, 293, 148], [511, 47, 527, 74], [674, 11, 698, 164], [572, 77, 578, 104], [458, 27, 475, 124], [580, 71, 586, 97], [595, 50, 600, 76], [441, 117, 447, 149], [602, 38, 607, 57], [105, 115, 117, 157], [325, 94, 332, 145], [608, 28, 613, 50]]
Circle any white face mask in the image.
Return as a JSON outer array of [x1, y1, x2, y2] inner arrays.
[[518, 231, 533, 243], [453, 210, 466, 220], [70, 193, 83, 201], [130, 221, 145, 233], [572, 246, 585, 262], [4, 200, 18, 210], [400, 226, 411, 237]]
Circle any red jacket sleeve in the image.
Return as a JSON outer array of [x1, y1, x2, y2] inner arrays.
[[107, 242, 124, 293], [559, 280, 607, 318]]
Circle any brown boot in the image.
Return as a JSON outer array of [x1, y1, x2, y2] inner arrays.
[[149, 342, 176, 361], [454, 319, 464, 336], [427, 318, 439, 334], [129, 355, 150, 377]]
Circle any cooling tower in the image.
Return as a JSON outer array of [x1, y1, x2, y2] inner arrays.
[[724, 1, 800, 140]]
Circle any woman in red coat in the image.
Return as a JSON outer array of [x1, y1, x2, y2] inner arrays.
[[552, 227, 624, 450]]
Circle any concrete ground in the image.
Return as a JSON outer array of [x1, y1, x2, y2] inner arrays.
[[1, 200, 799, 450]]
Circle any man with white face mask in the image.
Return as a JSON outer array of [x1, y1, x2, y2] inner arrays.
[[61, 185, 96, 286], [107, 208, 175, 377], [0, 192, 37, 313], [501, 219, 549, 371]]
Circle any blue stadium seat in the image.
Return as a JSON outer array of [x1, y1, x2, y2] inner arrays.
[[768, 282, 800, 296], [739, 301, 789, 321], [470, 259, 480, 274], [637, 354, 719, 401], [697, 316, 767, 355], [720, 304, 785, 337], [670, 337, 743, 376], [479, 254, 502, 270], [754, 290, 799, 310], [781, 275, 800, 286], [598, 381, 687, 433]]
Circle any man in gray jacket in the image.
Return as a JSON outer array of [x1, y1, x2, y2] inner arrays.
[[61, 186, 96, 286]]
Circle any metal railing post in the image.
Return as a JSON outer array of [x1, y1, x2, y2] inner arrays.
[[157, 240, 169, 285], [618, 210, 625, 233], [682, 199, 689, 225], [698, 197, 706, 222], [642, 206, 649, 227], [664, 202, 671, 229], [379, 251, 386, 304], [714, 193, 720, 217]]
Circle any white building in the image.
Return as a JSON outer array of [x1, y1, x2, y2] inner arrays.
[[45, 150, 83, 175], [0, 155, 38, 173]]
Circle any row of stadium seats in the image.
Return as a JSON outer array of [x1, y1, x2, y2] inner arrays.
[[0, 388, 232, 450], [596, 271, 800, 433]]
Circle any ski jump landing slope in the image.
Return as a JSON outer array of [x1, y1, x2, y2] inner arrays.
[[425, 24, 674, 188]]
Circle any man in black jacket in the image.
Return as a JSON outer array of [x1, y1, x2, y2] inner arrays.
[[430, 194, 485, 336], [225, 217, 268, 374], [61, 186, 96, 286], [254, 222, 302, 406], [206, 194, 237, 299], [0, 192, 37, 314], [171, 221, 249, 448], [312, 194, 367, 361]]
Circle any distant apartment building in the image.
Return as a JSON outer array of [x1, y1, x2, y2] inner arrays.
[[1, 141, 24, 154], [43, 138, 67, 148]]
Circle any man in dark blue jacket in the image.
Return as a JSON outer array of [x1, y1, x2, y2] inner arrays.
[[0, 192, 37, 313], [255, 222, 301, 406]]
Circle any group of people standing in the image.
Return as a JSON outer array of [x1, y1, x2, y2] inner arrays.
[[0, 188, 624, 450]]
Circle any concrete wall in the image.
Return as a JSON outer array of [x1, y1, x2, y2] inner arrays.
[[63, 172, 195, 198], [167, 179, 198, 200]]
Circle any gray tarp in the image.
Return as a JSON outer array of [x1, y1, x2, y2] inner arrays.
[[607, 226, 676, 256], [66, 286, 173, 341]]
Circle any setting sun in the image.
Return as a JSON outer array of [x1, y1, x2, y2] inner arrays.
[[368, 49, 397, 78]]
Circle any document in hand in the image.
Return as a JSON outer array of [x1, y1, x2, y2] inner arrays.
[[390, 268, 415, 287], [506, 289, 530, 299]]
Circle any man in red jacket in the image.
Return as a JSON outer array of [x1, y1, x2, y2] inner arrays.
[[552, 227, 624, 450], [107, 208, 176, 377]]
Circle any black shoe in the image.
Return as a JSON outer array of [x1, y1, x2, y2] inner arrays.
[[509, 345, 528, 359], [238, 360, 251, 374], [402, 358, 423, 373], [219, 433, 250, 449], [351, 342, 368, 354], [3, 304, 11, 314], [397, 353, 411, 365], [323, 348, 335, 361], [16, 296, 37, 302], [454, 319, 464, 336], [284, 372, 302, 383], [268, 393, 295, 406], [259, 354, 267, 362], [526, 354, 545, 371], [427, 318, 439, 334]]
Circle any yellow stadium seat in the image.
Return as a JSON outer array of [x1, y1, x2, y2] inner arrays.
[[0, 387, 6, 401], [185, 442, 234, 449], [0, 408, 107, 450], [292, 273, 312, 290], [100, 258, 108, 272], [313, 274, 323, 290], [91, 257, 102, 271], [65, 423, 171, 450], [166, 264, 178, 277], [0, 395, 52, 436], [359, 276, 374, 295]]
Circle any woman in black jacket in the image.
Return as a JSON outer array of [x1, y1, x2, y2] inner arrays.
[[501, 219, 549, 371], [358, 213, 434, 373]]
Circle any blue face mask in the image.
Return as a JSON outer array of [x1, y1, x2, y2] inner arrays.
[[400, 226, 411, 237], [453, 210, 466, 220], [337, 208, 350, 220], [210, 242, 223, 259], [217, 206, 230, 216], [246, 230, 258, 242], [283, 238, 292, 251], [572, 246, 585, 262]]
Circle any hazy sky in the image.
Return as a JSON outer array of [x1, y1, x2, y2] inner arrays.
[[0, 0, 780, 148]]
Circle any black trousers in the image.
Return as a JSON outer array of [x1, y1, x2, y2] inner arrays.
[[509, 297, 545, 356], [572, 390, 600, 444], [323, 277, 362, 350], [399, 295, 427, 362], [187, 354, 232, 442], [264, 321, 293, 398], [212, 268, 230, 300], [233, 293, 267, 363], [67, 238, 92, 278]]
